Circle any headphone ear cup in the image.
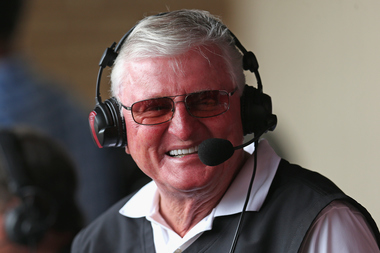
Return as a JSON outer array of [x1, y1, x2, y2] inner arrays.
[[89, 97, 127, 148], [4, 203, 45, 245], [4, 188, 56, 246], [241, 85, 277, 136]]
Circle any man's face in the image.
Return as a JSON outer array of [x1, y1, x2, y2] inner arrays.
[[120, 45, 245, 195]]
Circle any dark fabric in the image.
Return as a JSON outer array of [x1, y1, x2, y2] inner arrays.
[[71, 192, 155, 253], [72, 159, 380, 253], [184, 160, 380, 252]]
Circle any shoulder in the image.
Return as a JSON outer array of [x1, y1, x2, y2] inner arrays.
[[71, 194, 148, 253], [300, 200, 380, 252], [271, 159, 345, 199], [274, 160, 380, 250]]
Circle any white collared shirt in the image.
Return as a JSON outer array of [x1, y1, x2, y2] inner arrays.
[[119, 140, 379, 253]]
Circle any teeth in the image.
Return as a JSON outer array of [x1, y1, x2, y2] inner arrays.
[[169, 146, 198, 157]]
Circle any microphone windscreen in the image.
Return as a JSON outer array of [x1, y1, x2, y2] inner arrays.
[[198, 138, 235, 166]]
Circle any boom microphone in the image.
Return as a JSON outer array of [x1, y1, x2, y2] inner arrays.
[[198, 134, 261, 166]]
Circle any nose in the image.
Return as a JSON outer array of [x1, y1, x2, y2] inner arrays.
[[167, 101, 199, 140]]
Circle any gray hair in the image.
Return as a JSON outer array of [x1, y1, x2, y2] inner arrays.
[[111, 9, 245, 100]]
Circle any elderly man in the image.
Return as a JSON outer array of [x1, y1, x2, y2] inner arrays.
[[74, 9, 379, 253]]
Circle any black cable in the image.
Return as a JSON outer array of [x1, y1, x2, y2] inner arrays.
[[228, 140, 259, 253]]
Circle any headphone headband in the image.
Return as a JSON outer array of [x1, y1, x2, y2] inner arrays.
[[89, 11, 277, 148]]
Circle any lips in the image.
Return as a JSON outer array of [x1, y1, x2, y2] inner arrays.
[[168, 146, 199, 157]]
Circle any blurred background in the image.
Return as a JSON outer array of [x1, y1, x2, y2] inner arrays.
[[16, 0, 380, 223]]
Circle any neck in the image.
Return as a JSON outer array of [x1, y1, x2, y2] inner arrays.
[[158, 187, 225, 237], [157, 151, 248, 237]]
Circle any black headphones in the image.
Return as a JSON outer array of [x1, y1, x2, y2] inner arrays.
[[0, 132, 56, 246], [89, 13, 277, 148]]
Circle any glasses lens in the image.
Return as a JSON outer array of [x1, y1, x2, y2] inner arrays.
[[186, 90, 229, 118], [131, 97, 174, 125]]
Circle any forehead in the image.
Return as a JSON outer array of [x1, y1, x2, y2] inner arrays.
[[120, 46, 233, 103]]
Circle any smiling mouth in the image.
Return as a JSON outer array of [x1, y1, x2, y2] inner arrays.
[[168, 146, 199, 157]]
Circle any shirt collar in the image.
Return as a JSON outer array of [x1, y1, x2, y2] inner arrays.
[[214, 139, 281, 216], [119, 139, 281, 218]]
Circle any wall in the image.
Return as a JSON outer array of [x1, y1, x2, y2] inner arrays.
[[18, 0, 229, 107], [228, 0, 380, 223], [19, 1, 379, 223]]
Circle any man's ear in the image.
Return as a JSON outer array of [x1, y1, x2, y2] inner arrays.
[[125, 146, 130, 155]]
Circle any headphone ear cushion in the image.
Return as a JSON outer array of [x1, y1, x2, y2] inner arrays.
[[241, 85, 277, 136], [89, 97, 127, 148]]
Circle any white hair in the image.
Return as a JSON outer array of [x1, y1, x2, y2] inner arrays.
[[111, 9, 246, 101]]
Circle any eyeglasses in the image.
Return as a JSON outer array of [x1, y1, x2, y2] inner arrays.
[[121, 88, 238, 125]]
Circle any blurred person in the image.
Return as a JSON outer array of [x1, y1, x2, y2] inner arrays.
[[72, 10, 379, 252], [0, 1, 150, 223], [0, 127, 83, 252]]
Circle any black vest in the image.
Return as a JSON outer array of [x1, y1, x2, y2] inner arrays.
[[72, 160, 380, 252]]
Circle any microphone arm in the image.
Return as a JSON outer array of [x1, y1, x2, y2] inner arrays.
[[233, 129, 264, 150], [198, 128, 267, 166]]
